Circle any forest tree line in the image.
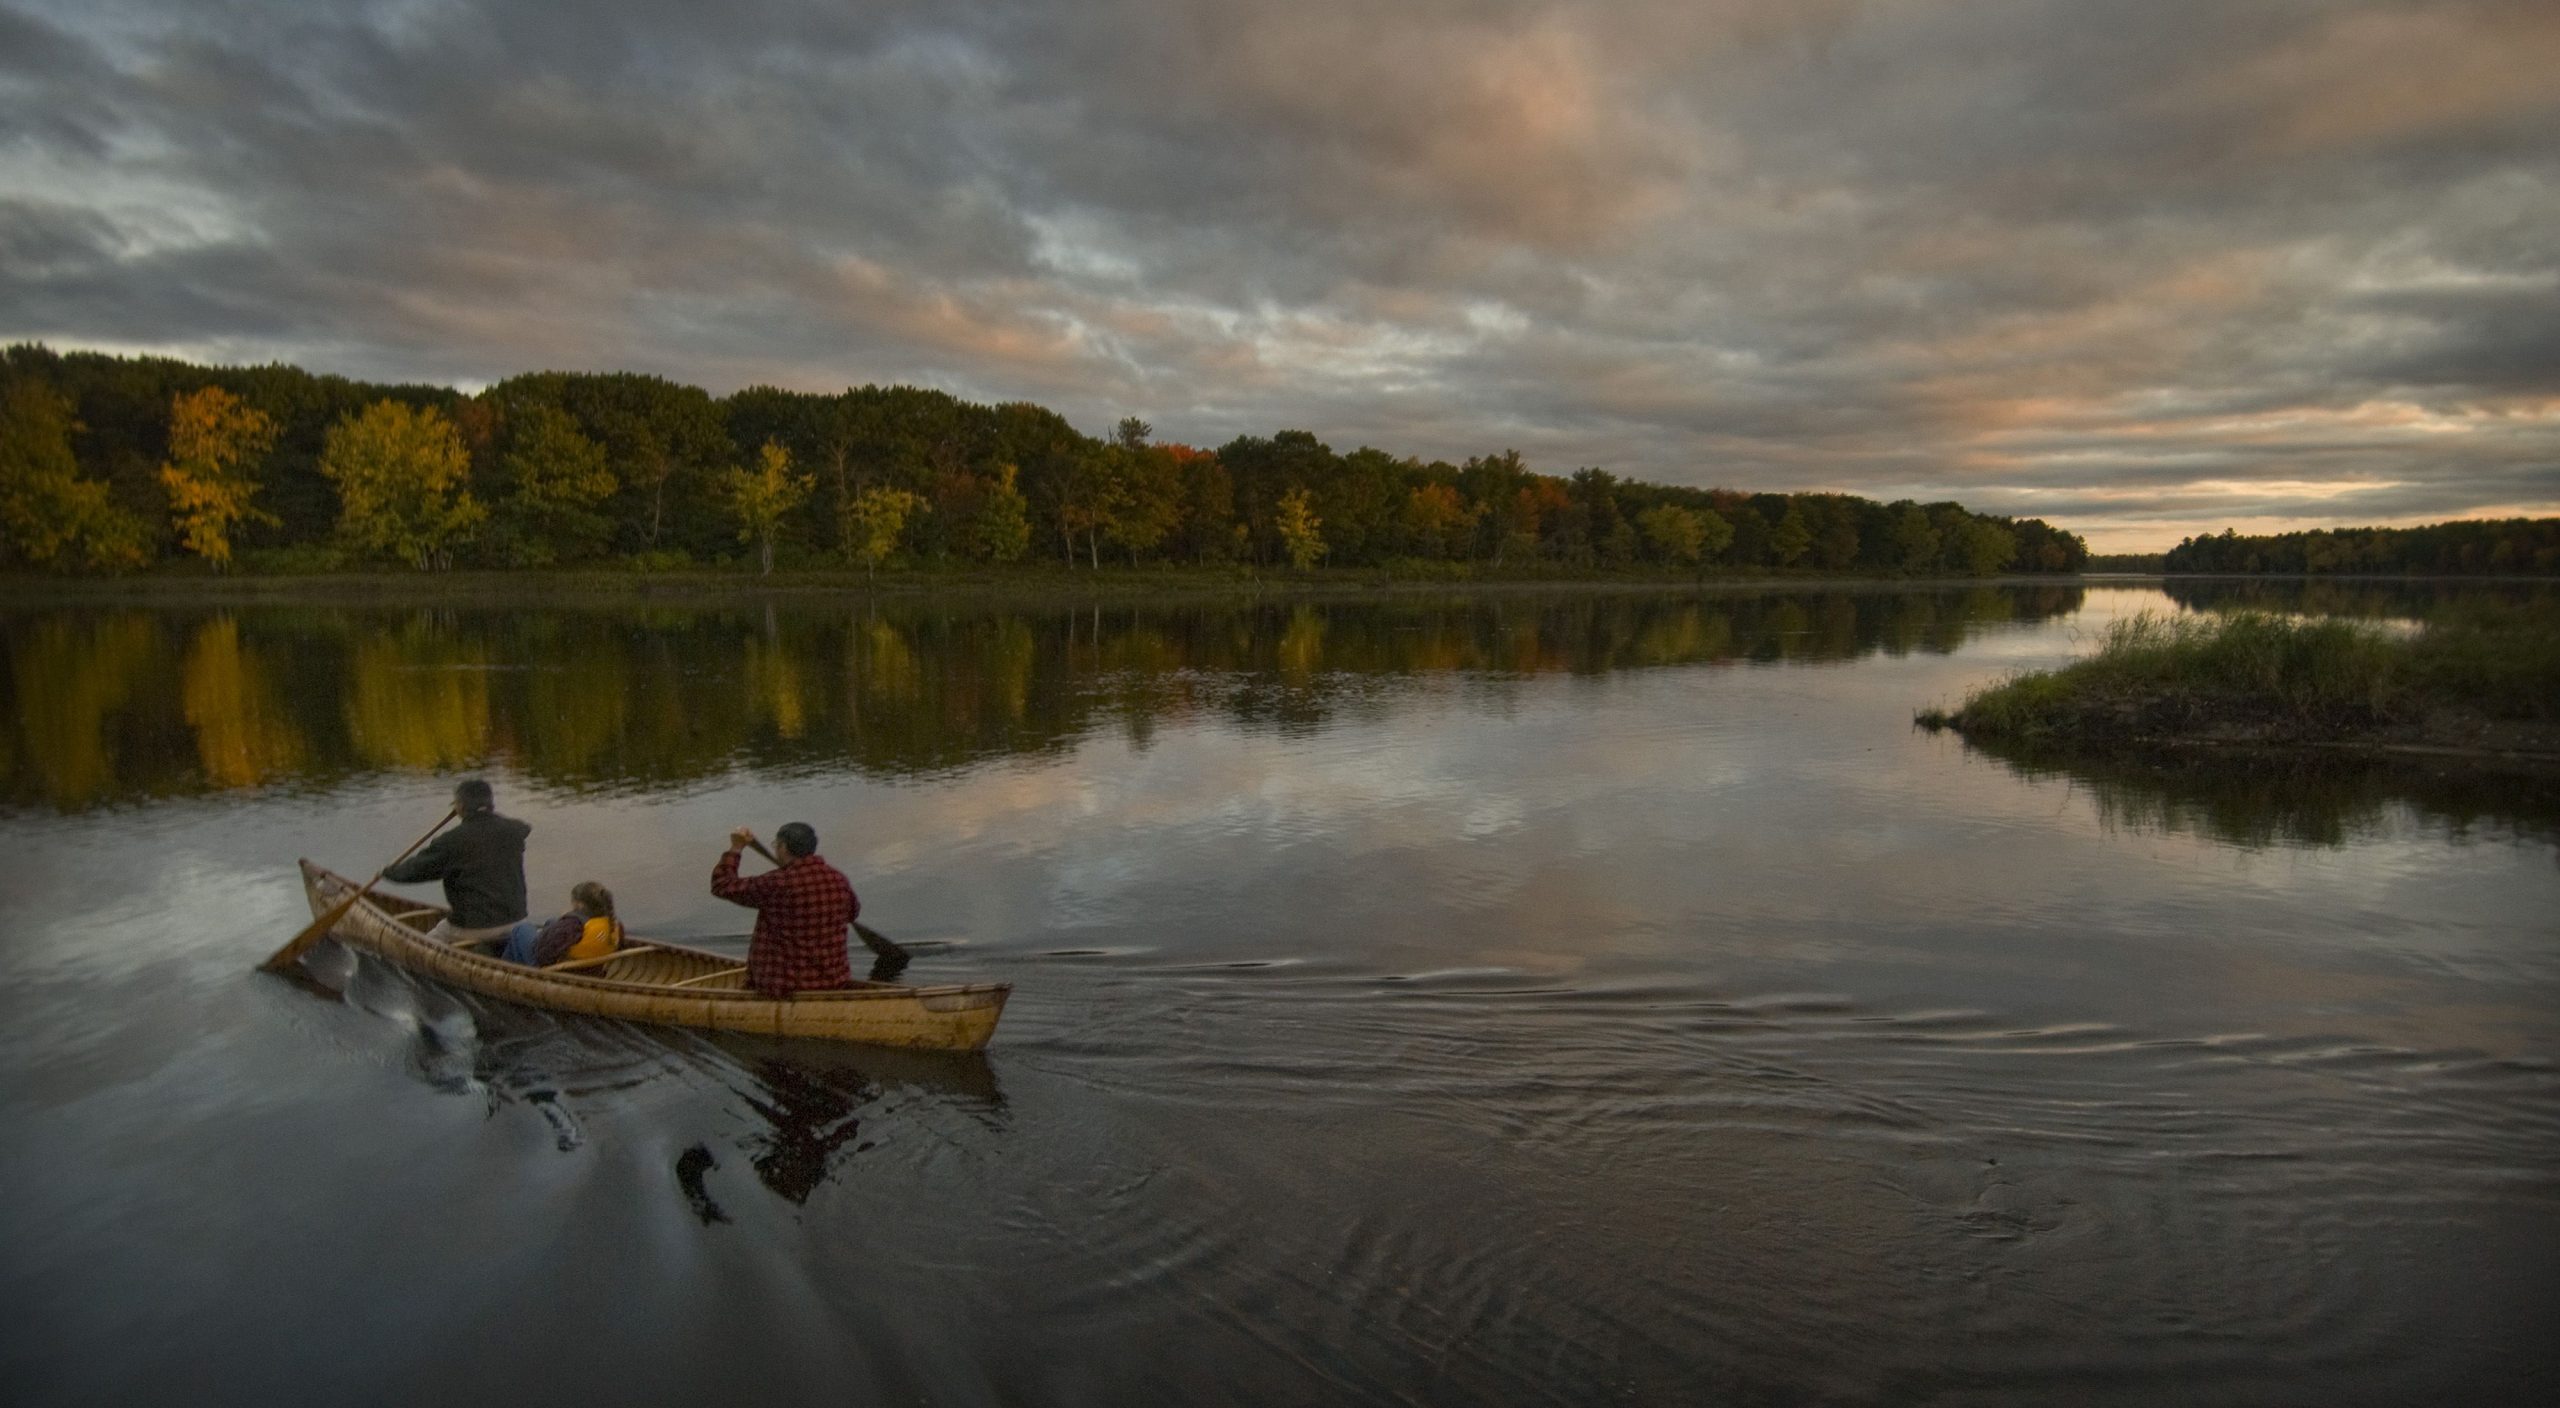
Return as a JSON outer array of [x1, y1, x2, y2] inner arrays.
[[0, 344, 2086, 578], [2162, 521, 2560, 576]]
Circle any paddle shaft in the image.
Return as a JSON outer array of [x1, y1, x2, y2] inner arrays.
[[743, 837, 910, 961], [261, 807, 457, 972]]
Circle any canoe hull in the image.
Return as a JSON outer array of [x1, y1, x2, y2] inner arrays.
[[297, 860, 1007, 1051]]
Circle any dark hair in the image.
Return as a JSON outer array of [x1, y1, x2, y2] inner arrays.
[[454, 779, 495, 814], [570, 881, 614, 917], [776, 822, 818, 858]]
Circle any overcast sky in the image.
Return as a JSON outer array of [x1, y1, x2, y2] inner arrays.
[[4, 1, 2555, 550]]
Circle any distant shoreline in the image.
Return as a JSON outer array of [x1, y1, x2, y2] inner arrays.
[[11, 567, 2558, 609], [0, 565, 2100, 607]]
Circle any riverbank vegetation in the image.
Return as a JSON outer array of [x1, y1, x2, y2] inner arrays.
[[1916, 606, 2560, 753], [0, 344, 2085, 580], [2162, 519, 2560, 576]]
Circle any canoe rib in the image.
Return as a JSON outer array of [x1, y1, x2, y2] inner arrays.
[[295, 859, 1007, 1051]]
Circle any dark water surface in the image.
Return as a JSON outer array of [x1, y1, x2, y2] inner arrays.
[[3, 584, 2555, 1405]]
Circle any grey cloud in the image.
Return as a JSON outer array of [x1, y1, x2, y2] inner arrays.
[[0, 7, 126, 157], [3, 0, 2558, 549], [2356, 286, 2560, 395], [0, 199, 117, 278]]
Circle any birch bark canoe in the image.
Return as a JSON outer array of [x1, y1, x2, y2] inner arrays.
[[296, 859, 1009, 1051]]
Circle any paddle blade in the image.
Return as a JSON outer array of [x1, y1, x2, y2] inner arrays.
[[855, 921, 911, 962], [262, 808, 452, 975], [260, 888, 363, 973]]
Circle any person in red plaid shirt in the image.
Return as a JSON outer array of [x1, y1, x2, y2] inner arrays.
[[712, 822, 858, 995]]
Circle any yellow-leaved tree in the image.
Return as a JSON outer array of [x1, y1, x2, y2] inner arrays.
[[318, 400, 485, 570], [722, 440, 813, 575], [1276, 486, 1325, 570], [159, 386, 280, 569], [842, 484, 926, 579], [1639, 505, 1732, 580], [1639, 505, 1705, 569]]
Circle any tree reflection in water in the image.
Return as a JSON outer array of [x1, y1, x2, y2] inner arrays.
[[2163, 578, 2558, 621], [1954, 734, 2560, 851], [0, 587, 2083, 810]]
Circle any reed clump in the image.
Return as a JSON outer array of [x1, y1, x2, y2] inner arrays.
[[1916, 604, 2560, 746]]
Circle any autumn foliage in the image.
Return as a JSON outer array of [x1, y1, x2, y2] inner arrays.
[[318, 400, 485, 570], [2, 343, 2098, 577], [158, 387, 281, 569]]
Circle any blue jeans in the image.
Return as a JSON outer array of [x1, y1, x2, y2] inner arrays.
[[495, 919, 544, 965]]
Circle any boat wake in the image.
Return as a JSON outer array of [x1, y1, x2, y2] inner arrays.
[[302, 937, 1008, 1207]]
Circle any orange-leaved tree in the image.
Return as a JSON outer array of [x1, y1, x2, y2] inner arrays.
[[160, 386, 280, 569], [1400, 481, 1479, 560]]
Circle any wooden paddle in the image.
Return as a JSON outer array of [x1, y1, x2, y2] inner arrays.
[[261, 807, 456, 972], [743, 837, 912, 963]]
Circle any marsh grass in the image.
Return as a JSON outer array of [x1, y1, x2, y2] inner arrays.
[[1919, 604, 2560, 742]]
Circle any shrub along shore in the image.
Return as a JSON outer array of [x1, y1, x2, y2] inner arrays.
[[1916, 607, 2560, 760]]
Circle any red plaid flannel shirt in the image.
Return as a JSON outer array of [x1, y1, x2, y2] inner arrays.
[[711, 849, 859, 995]]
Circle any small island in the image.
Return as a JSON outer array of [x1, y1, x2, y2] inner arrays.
[[1916, 605, 2560, 764]]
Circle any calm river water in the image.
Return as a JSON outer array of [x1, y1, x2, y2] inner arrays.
[[2, 582, 2554, 1405]]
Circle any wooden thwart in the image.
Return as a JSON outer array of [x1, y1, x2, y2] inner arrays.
[[542, 945, 661, 974]]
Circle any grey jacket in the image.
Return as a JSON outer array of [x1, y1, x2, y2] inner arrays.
[[384, 811, 532, 927]]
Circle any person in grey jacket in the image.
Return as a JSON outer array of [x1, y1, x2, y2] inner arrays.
[[383, 779, 533, 946]]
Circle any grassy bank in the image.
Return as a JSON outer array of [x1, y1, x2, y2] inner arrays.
[[1916, 606, 2560, 753]]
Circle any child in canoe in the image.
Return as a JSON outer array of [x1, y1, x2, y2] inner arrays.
[[500, 881, 624, 967]]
